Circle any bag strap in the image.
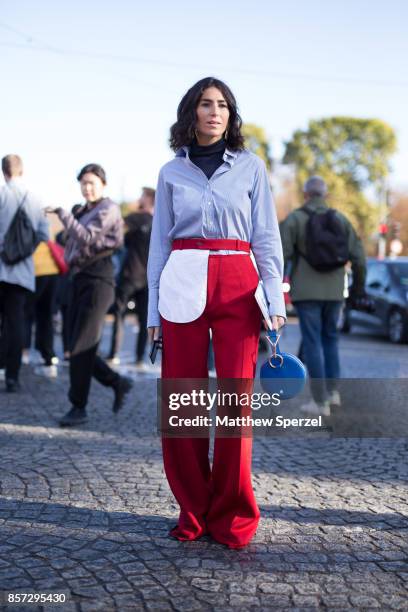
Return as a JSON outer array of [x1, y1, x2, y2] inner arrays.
[[302, 205, 335, 219], [300, 205, 314, 216], [16, 191, 29, 212], [266, 330, 283, 368]]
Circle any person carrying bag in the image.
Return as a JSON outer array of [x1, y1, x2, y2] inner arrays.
[[0, 154, 49, 392], [1, 193, 38, 265]]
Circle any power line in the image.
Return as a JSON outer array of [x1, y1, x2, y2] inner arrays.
[[0, 21, 60, 52], [0, 21, 35, 42], [1, 20, 408, 89]]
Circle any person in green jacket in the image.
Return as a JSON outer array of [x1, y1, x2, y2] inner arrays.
[[280, 176, 366, 415]]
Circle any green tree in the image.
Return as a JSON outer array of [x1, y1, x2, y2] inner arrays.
[[282, 117, 397, 239], [242, 123, 271, 168]]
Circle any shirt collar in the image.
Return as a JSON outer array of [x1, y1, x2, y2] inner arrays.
[[305, 196, 328, 209], [223, 149, 238, 168], [177, 145, 238, 165]]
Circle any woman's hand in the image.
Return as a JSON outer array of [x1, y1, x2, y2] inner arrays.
[[43, 206, 62, 215], [263, 316, 285, 331], [272, 315, 285, 331], [148, 326, 161, 343]]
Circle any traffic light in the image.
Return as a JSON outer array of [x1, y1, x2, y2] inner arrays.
[[378, 223, 388, 236], [391, 221, 401, 239]]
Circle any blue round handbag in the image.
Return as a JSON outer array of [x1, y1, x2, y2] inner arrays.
[[260, 329, 307, 399]]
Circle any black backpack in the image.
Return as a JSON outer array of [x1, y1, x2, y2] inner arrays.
[[300, 206, 349, 272], [1, 193, 38, 265]]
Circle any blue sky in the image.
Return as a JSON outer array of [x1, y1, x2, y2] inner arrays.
[[1, 0, 407, 207]]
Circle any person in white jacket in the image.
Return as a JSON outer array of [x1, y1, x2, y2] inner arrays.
[[0, 154, 49, 392]]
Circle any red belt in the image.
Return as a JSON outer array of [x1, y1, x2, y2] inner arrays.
[[172, 238, 250, 252]]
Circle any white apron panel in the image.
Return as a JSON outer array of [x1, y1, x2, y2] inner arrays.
[[158, 249, 209, 323]]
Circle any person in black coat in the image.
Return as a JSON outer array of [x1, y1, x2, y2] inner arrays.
[[108, 187, 154, 370]]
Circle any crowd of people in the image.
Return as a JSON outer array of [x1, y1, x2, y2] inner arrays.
[[0, 158, 368, 421], [0, 153, 368, 424], [0, 154, 155, 426]]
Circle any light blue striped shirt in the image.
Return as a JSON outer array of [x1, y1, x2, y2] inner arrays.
[[147, 146, 285, 327]]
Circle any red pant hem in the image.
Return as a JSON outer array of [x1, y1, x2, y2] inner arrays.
[[169, 525, 208, 541]]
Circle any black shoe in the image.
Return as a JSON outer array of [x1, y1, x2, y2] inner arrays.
[[112, 376, 133, 413], [5, 378, 20, 393], [59, 406, 88, 427]]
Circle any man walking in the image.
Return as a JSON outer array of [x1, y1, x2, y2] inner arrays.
[[108, 187, 154, 370], [0, 154, 49, 391], [280, 176, 366, 415]]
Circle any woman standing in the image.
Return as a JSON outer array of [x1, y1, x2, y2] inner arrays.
[[47, 164, 133, 427], [147, 77, 286, 549]]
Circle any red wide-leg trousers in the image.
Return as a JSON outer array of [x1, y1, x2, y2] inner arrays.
[[161, 254, 262, 548]]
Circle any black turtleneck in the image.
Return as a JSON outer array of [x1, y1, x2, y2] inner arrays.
[[189, 138, 226, 179]]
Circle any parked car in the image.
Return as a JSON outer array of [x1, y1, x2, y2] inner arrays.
[[340, 257, 408, 343]]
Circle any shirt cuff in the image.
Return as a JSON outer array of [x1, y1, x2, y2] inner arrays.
[[147, 287, 161, 328], [147, 312, 161, 328], [262, 277, 287, 320]]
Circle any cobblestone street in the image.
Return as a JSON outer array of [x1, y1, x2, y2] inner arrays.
[[0, 321, 407, 610]]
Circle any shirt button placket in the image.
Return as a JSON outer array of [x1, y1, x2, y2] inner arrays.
[[205, 180, 215, 235]]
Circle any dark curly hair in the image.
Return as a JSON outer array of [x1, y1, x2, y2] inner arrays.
[[169, 77, 245, 152]]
